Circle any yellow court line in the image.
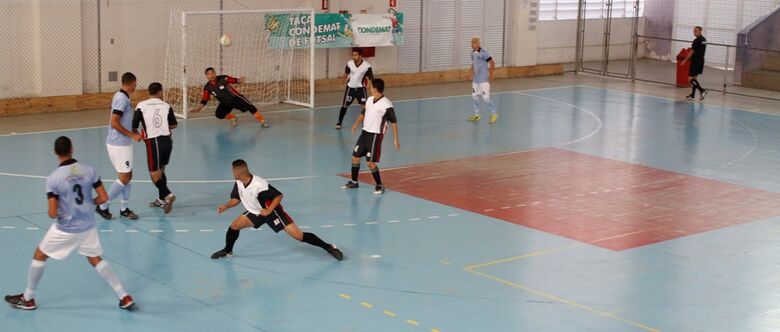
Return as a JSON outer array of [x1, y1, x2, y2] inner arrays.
[[464, 268, 661, 332], [339, 293, 351, 300], [464, 244, 578, 270], [360, 302, 374, 308], [383, 310, 397, 317], [406, 320, 420, 326]]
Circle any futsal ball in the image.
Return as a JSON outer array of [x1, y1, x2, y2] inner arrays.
[[220, 34, 232, 47]]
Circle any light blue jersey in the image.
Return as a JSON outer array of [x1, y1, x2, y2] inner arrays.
[[471, 48, 493, 84], [106, 90, 133, 146], [46, 159, 101, 233]]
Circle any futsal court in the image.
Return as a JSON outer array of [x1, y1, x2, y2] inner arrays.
[[2, 83, 780, 331]]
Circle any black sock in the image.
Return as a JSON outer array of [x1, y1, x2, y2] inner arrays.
[[224, 227, 240, 252], [302, 232, 332, 250], [338, 107, 348, 125], [370, 166, 382, 186], [690, 85, 697, 96], [154, 178, 171, 200], [351, 163, 360, 182], [692, 79, 705, 92]]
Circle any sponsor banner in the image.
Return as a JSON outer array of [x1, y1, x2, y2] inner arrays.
[[265, 12, 403, 49]]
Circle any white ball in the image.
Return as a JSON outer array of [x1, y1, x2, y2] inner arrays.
[[220, 34, 232, 47]]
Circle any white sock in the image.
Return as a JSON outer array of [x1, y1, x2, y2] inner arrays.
[[101, 180, 126, 210], [472, 96, 481, 113], [23, 259, 46, 300], [120, 183, 131, 210], [94, 260, 128, 299]]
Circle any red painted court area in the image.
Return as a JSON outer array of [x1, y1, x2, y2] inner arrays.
[[348, 148, 780, 250]]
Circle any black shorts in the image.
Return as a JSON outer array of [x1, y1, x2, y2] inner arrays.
[[689, 60, 704, 76], [342, 87, 368, 107], [242, 207, 294, 233], [215, 95, 257, 119], [144, 135, 173, 172], [352, 130, 384, 163]]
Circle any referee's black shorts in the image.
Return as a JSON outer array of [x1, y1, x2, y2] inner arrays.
[[215, 94, 258, 119], [689, 59, 704, 76], [242, 207, 294, 233], [144, 135, 173, 172], [342, 86, 368, 107], [352, 130, 384, 163]]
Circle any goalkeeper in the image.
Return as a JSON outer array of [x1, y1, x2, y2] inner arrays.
[[191, 67, 270, 128]]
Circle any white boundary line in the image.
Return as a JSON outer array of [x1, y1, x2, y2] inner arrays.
[[0, 172, 317, 183], [0, 86, 577, 137]]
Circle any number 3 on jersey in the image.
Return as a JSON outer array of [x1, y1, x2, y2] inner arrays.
[[73, 184, 84, 205]]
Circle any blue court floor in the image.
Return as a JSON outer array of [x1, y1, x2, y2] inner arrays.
[[2, 86, 780, 331]]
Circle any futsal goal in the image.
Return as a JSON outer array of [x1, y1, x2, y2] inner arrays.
[[164, 9, 315, 119]]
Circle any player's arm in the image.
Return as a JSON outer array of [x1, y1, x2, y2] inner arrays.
[[217, 184, 241, 214], [47, 196, 58, 219], [387, 107, 400, 150], [131, 108, 142, 135], [111, 111, 141, 142], [93, 181, 108, 206], [168, 107, 178, 130], [344, 65, 350, 85], [351, 109, 365, 134], [488, 58, 495, 82], [259, 186, 283, 217], [192, 89, 210, 113]]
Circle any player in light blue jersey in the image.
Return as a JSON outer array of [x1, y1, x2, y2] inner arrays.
[[97, 72, 142, 221], [5, 137, 135, 310], [467, 37, 497, 124]]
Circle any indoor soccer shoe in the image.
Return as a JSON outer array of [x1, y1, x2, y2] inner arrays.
[[119, 295, 135, 309], [149, 199, 165, 208], [211, 249, 233, 259], [468, 114, 482, 122], [261, 122, 271, 128], [327, 246, 344, 261], [5, 294, 36, 310], [685, 94, 695, 100], [164, 193, 176, 214], [96, 206, 113, 220], [699, 89, 708, 101], [373, 185, 385, 195], [341, 181, 359, 189], [489, 113, 498, 124], [335, 123, 342, 129], [120, 208, 138, 220]]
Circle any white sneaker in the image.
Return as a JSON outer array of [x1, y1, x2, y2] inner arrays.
[[164, 193, 176, 214]]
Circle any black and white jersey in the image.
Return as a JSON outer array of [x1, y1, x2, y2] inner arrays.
[[361, 96, 396, 134], [691, 36, 707, 62], [132, 98, 177, 139], [230, 175, 283, 215], [345, 60, 374, 88]]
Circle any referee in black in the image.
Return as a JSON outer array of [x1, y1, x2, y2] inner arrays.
[[681, 26, 708, 101]]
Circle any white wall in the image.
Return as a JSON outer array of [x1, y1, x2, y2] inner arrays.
[[0, 0, 82, 98], [537, 17, 646, 64]]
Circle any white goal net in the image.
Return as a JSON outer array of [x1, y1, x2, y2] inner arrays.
[[165, 9, 315, 119]]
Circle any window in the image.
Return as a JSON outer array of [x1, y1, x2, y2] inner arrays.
[[539, 0, 645, 20]]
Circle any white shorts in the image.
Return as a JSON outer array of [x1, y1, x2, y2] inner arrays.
[[107, 144, 133, 173], [472, 82, 491, 100], [38, 224, 103, 260]]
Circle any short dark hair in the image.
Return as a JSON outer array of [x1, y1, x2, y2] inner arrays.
[[371, 78, 385, 93], [205, 67, 215, 74], [232, 159, 247, 168], [121, 72, 136, 85], [694, 26, 702, 31], [54, 136, 72, 156], [352, 49, 362, 56], [148, 82, 163, 95]]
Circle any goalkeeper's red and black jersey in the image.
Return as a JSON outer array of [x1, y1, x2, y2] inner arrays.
[[201, 75, 242, 105]]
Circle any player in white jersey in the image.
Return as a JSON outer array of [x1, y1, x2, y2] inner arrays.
[[336, 49, 374, 129], [210, 159, 343, 261], [97, 72, 141, 220], [341, 79, 400, 195], [5, 137, 135, 310], [467, 37, 497, 124], [132, 82, 177, 214]]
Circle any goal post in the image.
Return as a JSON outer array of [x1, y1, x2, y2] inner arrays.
[[165, 9, 315, 119]]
